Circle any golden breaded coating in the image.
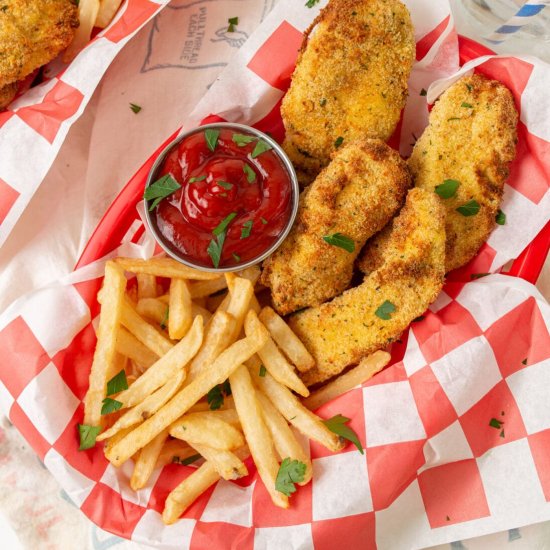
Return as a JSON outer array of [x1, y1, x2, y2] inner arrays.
[[282, 0, 415, 183], [0, 82, 18, 110], [261, 139, 411, 315], [290, 188, 446, 386], [409, 74, 518, 272], [0, 0, 78, 90]]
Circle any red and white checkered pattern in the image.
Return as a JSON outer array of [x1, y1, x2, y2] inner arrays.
[[0, 0, 170, 249], [1, 0, 550, 547]]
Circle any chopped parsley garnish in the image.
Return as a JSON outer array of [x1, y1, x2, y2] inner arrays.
[[305, 0, 320, 6], [144, 174, 181, 211], [172, 454, 201, 466], [260, 217, 268, 225], [243, 164, 256, 183], [323, 414, 364, 454], [207, 380, 231, 410], [101, 397, 123, 415], [160, 306, 169, 330], [232, 253, 241, 262], [207, 233, 225, 268], [522, 358, 527, 365], [413, 315, 425, 322], [259, 365, 267, 377], [251, 139, 272, 158], [78, 424, 101, 450], [189, 175, 206, 183], [213, 212, 237, 237], [456, 199, 480, 217], [275, 458, 306, 496], [322, 233, 355, 253], [106, 369, 128, 396], [435, 179, 459, 199], [447, 117, 461, 121], [218, 181, 233, 190], [471, 273, 489, 279], [375, 300, 396, 320], [320, 98, 327, 107], [233, 133, 255, 147], [420, 88, 427, 96], [489, 418, 503, 430], [334, 136, 344, 148], [227, 16, 239, 32], [241, 220, 253, 239], [500, 429, 505, 438], [466, 83, 473, 92], [129, 103, 142, 114], [496, 209, 506, 225], [205, 128, 220, 152], [461, 102, 473, 108]]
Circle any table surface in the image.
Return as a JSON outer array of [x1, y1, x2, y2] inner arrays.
[[0, 1, 549, 549]]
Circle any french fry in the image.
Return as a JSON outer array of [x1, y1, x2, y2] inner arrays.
[[256, 392, 312, 485], [162, 448, 255, 525], [303, 351, 391, 411], [115, 316, 203, 408], [156, 439, 198, 469], [137, 273, 157, 300], [189, 277, 228, 299], [187, 311, 235, 383], [169, 278, 193, 340], [249, 365, 344, 453], [136, 298, 167, 325], [103, 425, 135, 457], [130, 428, 169, 491], [105, 312, 269, 466], [95, 0, 123, 28], [236, 265, 261, 286], [192, 303, 212, 325], [206, 291, 228, 313], [84, 261, 127, 426], [116, 327, 159, 370], [230, 364, 288, 508], [258, 307, 315, 373], [170, 413, 244, 451], [245, 312, 309, 397], [226, 277, 254, 340], [120, 300, 173, 357], [226, 272, 260, 314], [189, 443, 248, 480], [115, 257, 220, 280], [64, 0, 100, 62], [97, 369, 185, 441]]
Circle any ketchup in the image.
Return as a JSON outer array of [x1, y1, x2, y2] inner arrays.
[[152, 127, 293, 269]]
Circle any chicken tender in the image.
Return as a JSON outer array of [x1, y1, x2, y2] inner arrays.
[[409, 74, 518, 272], [282, 0, 415, 184], [0, 0, 78, 95], [0, 82, 18, 110], [261, 139, 411, 315], [290, 188, 446, 386]]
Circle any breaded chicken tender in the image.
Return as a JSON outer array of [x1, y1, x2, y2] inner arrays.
[[261, 139, 411, 315], [0, 0, 78, 100], [282, 0, 415, 184], [290, 188, 446, 386], [409, 74, 518, 272], [0, 82, 18, 110]]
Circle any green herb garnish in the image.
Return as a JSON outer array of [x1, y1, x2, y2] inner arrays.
[[160, 306, 169, 330], [243, 164, 256, 183], [466, 83, 473, 92], [207, 233, 225, 268], [129, 103, 142, 114], [461, 102, 473, 108], [522, 358, 527, 365], [232, 253, 241, 262], [275, 458, 306, 496], [489, 418, 503, 430], [233, 133, 255, 147], [101, 398, 123, 415], [213, 212, 237, 237], [218, 181, 233, 190], [172, 454, 201, 466], [189, 175, 206, 183], [334, 136, 344, 148], [322, 233, 355, 253], [205, 128, 220, 152], [251, 139, 272, 158], [496, 209, 506, 225], [227, 16, 238, 32], [435, 179, 459, 199], [456, 200, 480, 217], [207, 380, 231, 410], [375, 300, 396, 320], [305, 0, 320, 6], [241, 220, 253, 239], [323, 414, 364, 454], [144, 174, 181, 211], [420, 88, 427, 96], [259, 365, 267, 377], [260, 217, 268, 225], [106, 369, 128, 396], [471, 273, 489, 280], [78, 424, 101, 450], [320, 98, 327, 107]]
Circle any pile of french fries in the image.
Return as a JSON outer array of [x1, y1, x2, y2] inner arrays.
[[64, 0, 124, 62], [81, 257, 390, 525]]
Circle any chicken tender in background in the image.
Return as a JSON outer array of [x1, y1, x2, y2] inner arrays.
[[409, 74, 518, 273], [0, 82, 18, 110], [282, 0, 415, 185], [290, 188, 446, 387], [261, 139, 411, 316], [0, 0, 78, 105]]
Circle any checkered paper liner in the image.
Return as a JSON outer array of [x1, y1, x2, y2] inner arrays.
[[0, 0, 550, 548], [0, 0, 170, 250]]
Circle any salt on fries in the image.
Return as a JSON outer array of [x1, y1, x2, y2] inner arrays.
[[81, 256, 386, 524]]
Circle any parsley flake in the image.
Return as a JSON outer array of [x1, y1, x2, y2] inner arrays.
[[375, 300, 396, 320], [275, 458, 306, 496], [207, 233, 225, 268], [461, 102, 473, 108], [205, 128, 220, 152], [243, 163, 256, 183], [218, 181, 233, 190], [305, 0, 320, 6], [420, 88, 427, 96], [232, 253, 241, 262], [232, 133, 256, 147], [130, 103, 142, 114], [189, 175, 206, 183], [334, 136, 344, 148], [251, 139, 272, 158], [466, 83, 473, 92], [106, 369, 128, 396], [320, 98, 327, 107], [323, 414, 364, 454], [456, 199, 480, 217], [207, 380, 231, 410], [489, 418, 503, 430], [172, 453, 201, 466], [101, 397, 123, 415], [144, 174, 181, 211], [241, 220, 253, 239], [160, 306, 169, 330], [213, 212, 237, 237], [496, 209, 506, 225], [260, 217, 268, 225], [471, 273, 489, 279], [78, 424, 101, 450], [259, 365, 267, 377], [522, 358, 527, 365], [322, 233, 355, 252], [435, 179, 460, 199], [227, 16, 238, 32]]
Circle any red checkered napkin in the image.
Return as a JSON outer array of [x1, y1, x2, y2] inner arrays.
[[0, 0, 170, 249]]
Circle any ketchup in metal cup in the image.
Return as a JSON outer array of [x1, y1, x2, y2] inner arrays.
[[150, 127, 294, 269]]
